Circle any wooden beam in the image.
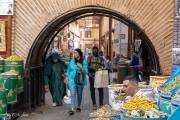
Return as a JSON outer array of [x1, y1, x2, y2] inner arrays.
[[109, 17, 112, 59], [99, 16, 102, 49], [128, 26, 133, 59]]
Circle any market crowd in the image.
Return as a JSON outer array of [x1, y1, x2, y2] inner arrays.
[[44, 46, 144, 116]]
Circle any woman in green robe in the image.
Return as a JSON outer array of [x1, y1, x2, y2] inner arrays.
[[44, 52, 66, 106]]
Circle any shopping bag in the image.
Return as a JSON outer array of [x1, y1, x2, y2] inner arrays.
[[109, 72, 117, 82], [63, 87, 71, 104], [63, 95, 70, 104], [94, 70, 109, 88]]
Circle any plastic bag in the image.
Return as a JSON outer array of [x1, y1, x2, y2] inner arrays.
[[63, 95, 70, 104], [63, 87, 71, 104], [109, 72, 117, 83], [94, 70, 109, 88]]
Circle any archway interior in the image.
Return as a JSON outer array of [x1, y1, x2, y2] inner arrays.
[[23, 6, 160, 111]]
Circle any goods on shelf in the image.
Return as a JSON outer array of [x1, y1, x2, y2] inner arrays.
[[122, 97, 167, 119], [150, 76, 169, 88], [5, 55, 22, 61], [89, 105, 121, 117], [114, 94, 126, 101], [122, 97, 158, 110], [112, 85, 126, 101]]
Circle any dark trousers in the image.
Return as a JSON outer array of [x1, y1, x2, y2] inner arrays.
[[89, 75, 104, 106]]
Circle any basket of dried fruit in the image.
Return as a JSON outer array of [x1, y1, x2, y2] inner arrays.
[[122, 97, 167, 120]]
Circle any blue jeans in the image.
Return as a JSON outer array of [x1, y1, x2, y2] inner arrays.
[[69, 85, 84, 110]]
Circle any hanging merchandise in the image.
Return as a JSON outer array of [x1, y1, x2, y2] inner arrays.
[[172, 48, 180, 65], [68, 39, 74, 49], [134, 39, 142, 53]]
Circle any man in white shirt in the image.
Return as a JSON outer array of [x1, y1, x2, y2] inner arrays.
[[122, 76, 139, 98], [122, 76, 155, 102]]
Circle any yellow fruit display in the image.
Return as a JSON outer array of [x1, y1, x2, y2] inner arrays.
[[122, 97, 158, 110], [5, 55, 22, 61]]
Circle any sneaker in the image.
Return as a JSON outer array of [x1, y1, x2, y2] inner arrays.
[[93, 104, 97, 110], [69, 110, 74, 115], [52, 103, 56, 107], [76, 107, 81, 112]]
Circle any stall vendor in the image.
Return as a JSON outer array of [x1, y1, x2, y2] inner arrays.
[[122, 75, 155, 102]]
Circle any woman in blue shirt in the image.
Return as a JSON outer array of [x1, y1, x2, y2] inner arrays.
[[66, 48, 88, 115]]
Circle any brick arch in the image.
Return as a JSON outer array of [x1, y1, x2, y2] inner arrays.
[[23, 6, 162, 110], [12, 1, 175, 110], [26, 5, 160, 72], [14, 0, 174, 74]]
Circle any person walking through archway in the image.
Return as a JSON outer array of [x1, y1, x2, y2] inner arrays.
[[44, 51, 66, 107], [87, 47, 105, 110], [65, 48, 88, 115]]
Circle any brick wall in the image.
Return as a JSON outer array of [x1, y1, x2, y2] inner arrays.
[[13, 0, 175, 74]]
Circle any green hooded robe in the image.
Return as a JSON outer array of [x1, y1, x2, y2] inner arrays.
[[44, 53, 66, 105]]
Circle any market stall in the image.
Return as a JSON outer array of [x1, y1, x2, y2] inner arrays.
[[89, 68, 180, 120], [0, 55, 24, 119]]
